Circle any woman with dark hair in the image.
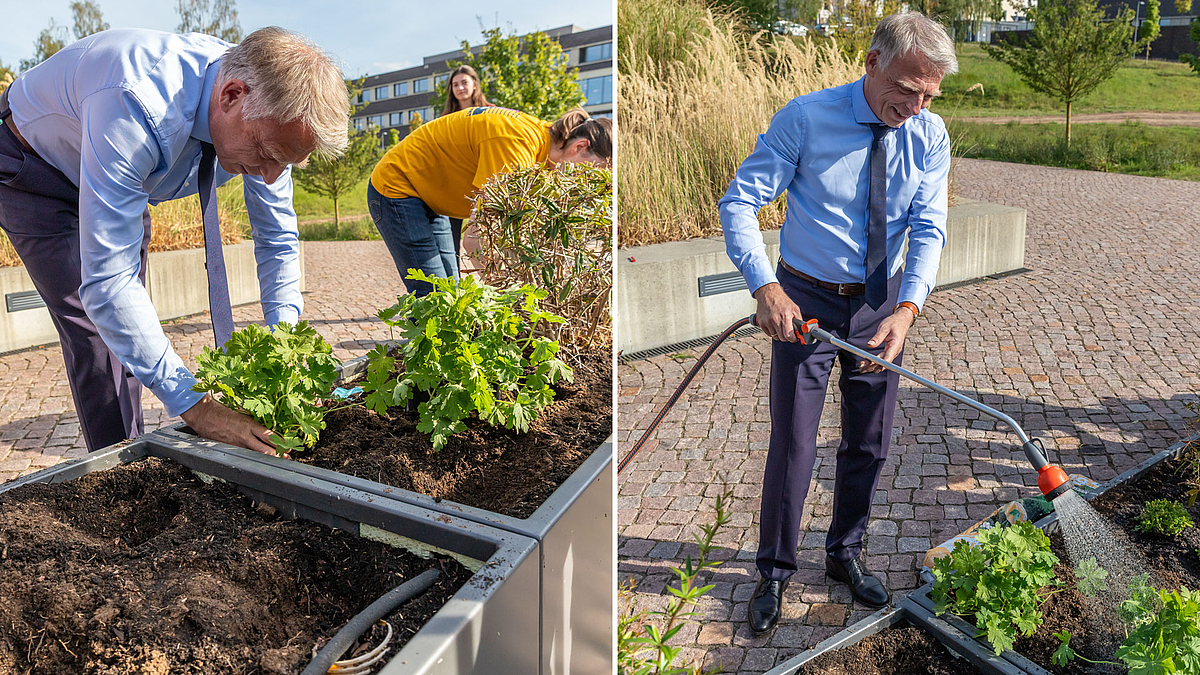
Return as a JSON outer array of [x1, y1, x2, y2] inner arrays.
[[367, 106, 612, 297], [441, 65, 490, 116]]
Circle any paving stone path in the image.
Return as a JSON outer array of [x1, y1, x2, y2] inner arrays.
[[0, 241, 404, 482], [618, 158, 1200, 673]]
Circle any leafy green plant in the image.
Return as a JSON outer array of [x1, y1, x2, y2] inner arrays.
[[931, 520, 1062, 654], [618, 488, 733, 675], [362, 270, 572, 450], [1136, 499, 1195, 537], [1117, 585, 1200, 675], [192, 321, 339, 455], [472, 163, 613, 351]]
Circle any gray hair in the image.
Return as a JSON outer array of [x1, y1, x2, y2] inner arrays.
[[219, 27, 350, 159], [870, 12, 958, 76]]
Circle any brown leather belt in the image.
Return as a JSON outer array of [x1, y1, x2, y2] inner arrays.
[[0, 87, 37, 157], [780, 259, 865, 296]]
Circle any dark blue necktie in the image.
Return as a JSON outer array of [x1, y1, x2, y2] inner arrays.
[[865, 124, 890, 310], [198, 142, 234, 348]]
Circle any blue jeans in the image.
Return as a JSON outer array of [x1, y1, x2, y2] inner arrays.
[[367, 182, 458, 297]]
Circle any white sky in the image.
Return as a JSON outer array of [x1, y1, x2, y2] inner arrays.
[[0, 0, 615, 78]]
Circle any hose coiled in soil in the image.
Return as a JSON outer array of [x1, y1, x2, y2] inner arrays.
[[301, 568, 440, 675]]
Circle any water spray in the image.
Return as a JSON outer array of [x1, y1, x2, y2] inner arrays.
[[620, 314, 1072, 503]]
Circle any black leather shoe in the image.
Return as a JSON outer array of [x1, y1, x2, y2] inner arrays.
[[826, 555, 891, 608], [748, 577, 787, 634]]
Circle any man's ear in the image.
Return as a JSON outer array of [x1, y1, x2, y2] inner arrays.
[[864, 50, 881, 77], [218, 78, 248, 114]]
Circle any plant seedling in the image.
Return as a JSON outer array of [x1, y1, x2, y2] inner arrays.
[[192, 321, 339, 455], [1136, 499, 1194, 537]]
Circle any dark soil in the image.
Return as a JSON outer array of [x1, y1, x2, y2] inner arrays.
[[959, 452, 1200, 673], [797, 623, 985, 674], [304, 349, 612, 519], [0, 457, 471, 675]]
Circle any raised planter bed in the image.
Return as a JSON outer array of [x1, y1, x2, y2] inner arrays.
[[0, 435, 540, 675], [909, 435, 1200, 674], [153, 347, 614, 675], [763, 599, 1033, 675]]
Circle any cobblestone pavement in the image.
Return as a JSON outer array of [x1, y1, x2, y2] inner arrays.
[[0, 241, 404, 482], [618, 158, 1200, 673]]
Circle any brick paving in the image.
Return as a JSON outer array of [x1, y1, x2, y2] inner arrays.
[[0, 241, 404, 482], [618, 158, 1200, 673]]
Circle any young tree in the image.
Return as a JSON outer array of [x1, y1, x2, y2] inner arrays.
[[291, 80, 382, 231], [1140, 0, 1161, 59], [409, 112, 424, 131], [1182, 18, 1200, 76], [983, 0, 1136, 147], [0, 64, 14, 93], [1177, 0, 1192, 12], [431, 27, 585, 121], [19, 20, 69, 72], [70, 0, 109, 39], [175, 0, 243, 43]]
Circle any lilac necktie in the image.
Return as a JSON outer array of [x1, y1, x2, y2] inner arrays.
[[865, 124, 890, 310], [198, 142, 234, 348]]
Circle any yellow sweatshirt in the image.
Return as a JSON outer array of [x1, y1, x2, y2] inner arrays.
[[369, 107, 552, 219]]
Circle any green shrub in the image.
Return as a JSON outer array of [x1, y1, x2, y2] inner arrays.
[[363, 270, 572, 450], [192, 321, 339, 455], [1136, 499, 1194, 537], [931, 519, 1061, 654], [472, 163, 612, 351]]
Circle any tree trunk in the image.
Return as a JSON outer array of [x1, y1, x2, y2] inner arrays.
[[333, 197, 340, 236], [1065, 101, 1072, 149]]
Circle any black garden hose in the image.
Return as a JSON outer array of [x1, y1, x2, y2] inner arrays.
[[301, 568, 440, 675], [618, 315, 755, 475]]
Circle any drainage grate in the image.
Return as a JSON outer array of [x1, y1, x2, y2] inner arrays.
[[697, 271, 747, 297], [619, 325, 761, 363], [5, 290, 46, 313]]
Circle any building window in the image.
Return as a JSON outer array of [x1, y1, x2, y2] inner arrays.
[[580, 42, 612, 63], [360, 89, 371, 103], [413, 78, 428, 93], [579, 75, 613, 106], [353, 118, 364, 131], [390, 112, 403, 126], [369, 115, 384, 128], [375, 86, 389, 100], [434, 74, 449, 86], [394, 82, 408, 97]]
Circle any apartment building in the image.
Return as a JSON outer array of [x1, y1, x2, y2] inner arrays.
[[351, 24, 613, 139]]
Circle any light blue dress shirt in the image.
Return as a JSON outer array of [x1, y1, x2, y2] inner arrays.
[[7, 28, 303, 417], [718, 77, 949, 311]]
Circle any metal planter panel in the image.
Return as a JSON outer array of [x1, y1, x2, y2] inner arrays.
[[1, 437, 540, 675]]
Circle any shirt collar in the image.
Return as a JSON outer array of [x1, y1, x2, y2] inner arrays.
[[191, 57, 223, 144], [851, 76, 884, 126]]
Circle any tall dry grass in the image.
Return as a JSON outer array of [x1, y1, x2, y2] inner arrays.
[[618, 0, 862, 247], [0, 180, 247, 267]]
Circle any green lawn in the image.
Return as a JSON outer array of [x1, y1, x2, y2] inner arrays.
[[949, 120, 1200, 181], [934, 43, 1200, 118], [291, 177, 371, 220], [297, 215, 381, 241]]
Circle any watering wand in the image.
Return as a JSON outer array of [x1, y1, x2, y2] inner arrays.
[[780, 316, 1072, 501]]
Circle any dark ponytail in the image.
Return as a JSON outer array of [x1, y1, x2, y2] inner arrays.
[[548, 107, 612, 161]]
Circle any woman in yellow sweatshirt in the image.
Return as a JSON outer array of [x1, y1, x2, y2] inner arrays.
[[367, 106, 612, 296]]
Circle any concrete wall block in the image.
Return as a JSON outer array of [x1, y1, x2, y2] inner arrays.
[[0, 242, 306, 353], [618, 200, 1026, 354]]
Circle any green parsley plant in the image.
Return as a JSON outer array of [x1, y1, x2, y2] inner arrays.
[[192, 321, 339, 456], [362, 270, 573, 451], [931, 519, 1061, 655]]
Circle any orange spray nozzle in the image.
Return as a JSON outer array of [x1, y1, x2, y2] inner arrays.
[[1038, 464, 1071, 500]]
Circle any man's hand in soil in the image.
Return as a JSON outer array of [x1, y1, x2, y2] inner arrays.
[[860, 306, 915, 373], [180, 394, 282, 456], [754, 283, 805, 342]]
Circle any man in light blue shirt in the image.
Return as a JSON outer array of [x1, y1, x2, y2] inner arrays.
[[0, 27, 349, 454], [718, 13, 957, 633]]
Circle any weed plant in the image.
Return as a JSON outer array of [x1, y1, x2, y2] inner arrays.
[[618, 488, 734, 675], [617, 0, 860, 246], [949, 120, 1200, 181], [1136, 499, 1195, 537]]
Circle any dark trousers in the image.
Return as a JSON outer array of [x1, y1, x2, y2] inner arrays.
[[757, 263, 903, 582], [366, 182, 458, 297], [0, 109, 148, 452]]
